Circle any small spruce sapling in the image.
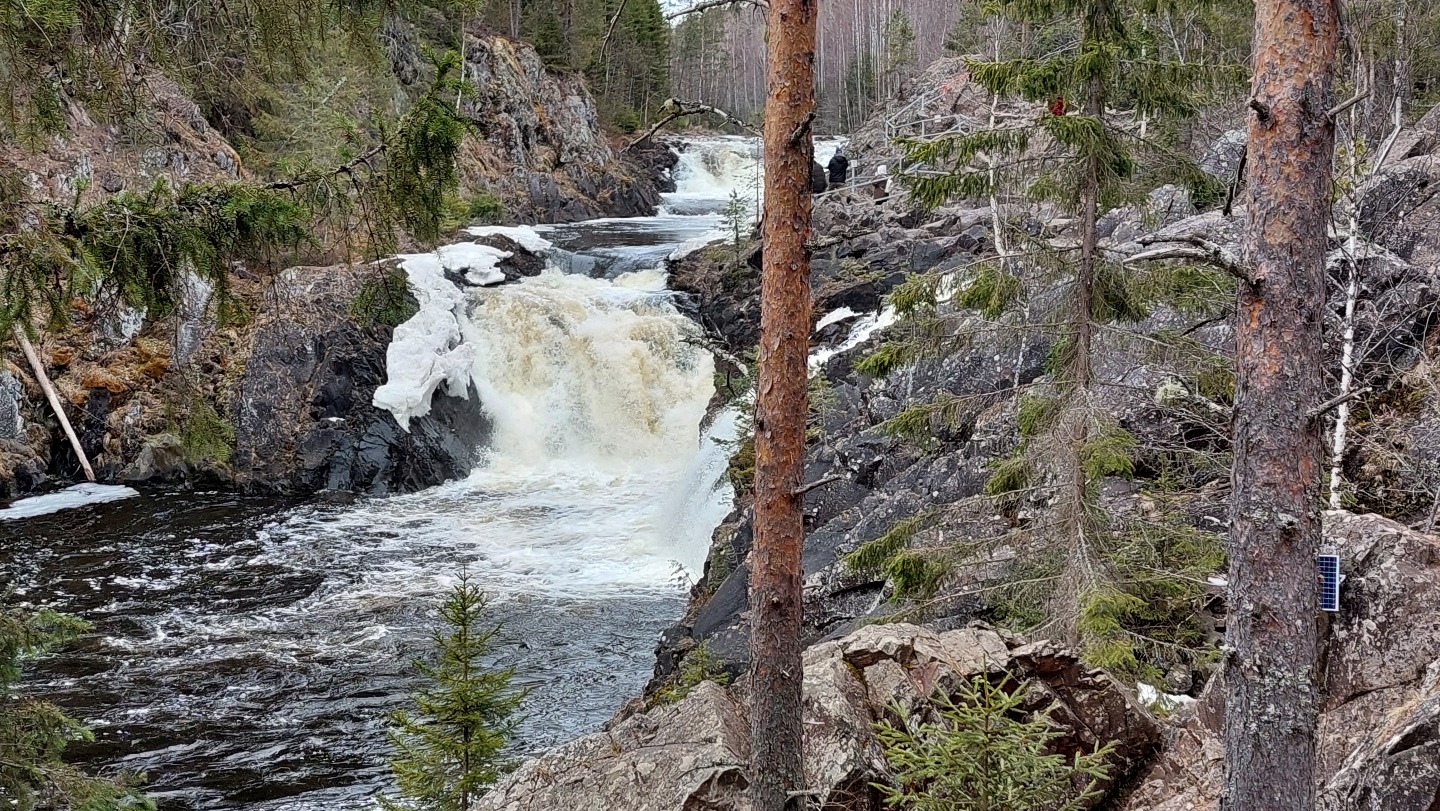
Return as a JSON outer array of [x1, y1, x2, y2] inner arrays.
[[874, 672, 1113, 811], [383, 573, 524, 811], [0, 604, 155, 811], [719, 189, 751, 270]]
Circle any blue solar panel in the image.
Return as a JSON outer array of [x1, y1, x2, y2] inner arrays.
[[1317, 554, 1341, 612]]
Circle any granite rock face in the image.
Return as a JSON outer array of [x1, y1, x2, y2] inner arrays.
[[1120, 513, 1440, 811], [475, 624, 1159, 811], [453, 35, 660, 224]]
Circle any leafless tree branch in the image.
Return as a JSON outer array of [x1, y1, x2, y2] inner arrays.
[[622, 99, 758, 151], [663, 0, 767, 20]]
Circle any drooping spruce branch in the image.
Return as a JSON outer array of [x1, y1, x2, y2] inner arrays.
[[0, 51, 473, 337]]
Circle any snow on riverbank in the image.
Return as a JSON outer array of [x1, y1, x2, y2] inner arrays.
[[372, 228, 553, 430]]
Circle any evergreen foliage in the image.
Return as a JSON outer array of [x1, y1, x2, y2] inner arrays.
[[874, 672, 1114, 811], [483, 0, 670, 128], [0, 51, 472, 336], [0, 604, 154, 811], [851, 0, 1244, 673], [383, 573, 523, 811], [654, 642, 731, 704]]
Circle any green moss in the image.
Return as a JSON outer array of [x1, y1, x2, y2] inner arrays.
[[352, 267, 419, 328], [180, 398, 236, 466], [465, 191, 506, 225], [655, 642, 730, 705]]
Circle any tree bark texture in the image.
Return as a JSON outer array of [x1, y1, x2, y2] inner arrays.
[[1225, 0, 1337, 808], [749, 0, 815, 807]]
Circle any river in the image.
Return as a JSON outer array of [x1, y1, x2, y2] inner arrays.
[[0, 136, 826, 810]]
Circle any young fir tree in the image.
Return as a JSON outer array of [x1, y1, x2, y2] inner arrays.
[[874, 673, 1114, 811], [383, 573, 524, 811], [853, 0, 1239, 668], [1, 605, 155, 811]]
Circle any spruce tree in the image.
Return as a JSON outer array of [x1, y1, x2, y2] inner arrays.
[[856, 0, 1239, 662], [1, 605, 155, 811], [874, 673, 1114, 811], [383, 573, 523, 811]]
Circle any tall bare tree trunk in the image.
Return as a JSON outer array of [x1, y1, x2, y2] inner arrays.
[[749, 0, 816, 807], [1224, 0, 1337, 805]]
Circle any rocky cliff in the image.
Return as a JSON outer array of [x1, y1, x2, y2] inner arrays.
[[451, 35, 662, 223]]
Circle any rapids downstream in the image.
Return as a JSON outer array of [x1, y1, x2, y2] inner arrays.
[[0, 137, 815, 810]]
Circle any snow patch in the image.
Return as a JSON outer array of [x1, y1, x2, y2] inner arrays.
[[815, 306, 858, 332], [371, 244, 512, 430], [1, 484, 140, 521], [1137, 682, 1197, 713], [465, 225, 554, 254], [809, 306, 898, 373], [668, 233, 725, 261]]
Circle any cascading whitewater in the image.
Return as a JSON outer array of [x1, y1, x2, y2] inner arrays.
[[463, 271, 714, 466], [3, 137, 765, 811]]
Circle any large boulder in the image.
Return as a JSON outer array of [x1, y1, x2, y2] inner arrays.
[[476, 624, 1159, 811], [1120, 512, 1440, 811], [1358, 154, 1440, 270]]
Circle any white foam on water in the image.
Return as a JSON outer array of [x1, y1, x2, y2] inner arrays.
[[0, 483, 140, 521], [815, 306, 859, 332]]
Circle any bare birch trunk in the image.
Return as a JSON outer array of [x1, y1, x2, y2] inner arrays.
[[13, 326, 96, 483]]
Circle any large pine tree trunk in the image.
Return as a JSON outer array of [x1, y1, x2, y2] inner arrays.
[[749, 0, 816, 807], [1224, 0, 1337, 806]]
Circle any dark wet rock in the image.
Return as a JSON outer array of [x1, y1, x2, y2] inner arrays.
[[626, 136, 681, 193], [231, 266, 490, 495], [451, 235, 546, 284], [119, 433, 188, 484]]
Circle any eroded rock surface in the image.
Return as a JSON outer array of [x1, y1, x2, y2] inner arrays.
[[1120, 513, 1440, 811], [231, 265, 490, 495], [477, 624, 1158, 811]]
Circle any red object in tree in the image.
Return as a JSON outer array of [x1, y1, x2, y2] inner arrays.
[[1049, 96, 1068, 116]]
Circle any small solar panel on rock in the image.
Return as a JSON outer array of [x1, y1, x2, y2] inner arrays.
[[1317, 554, 1341, 612]]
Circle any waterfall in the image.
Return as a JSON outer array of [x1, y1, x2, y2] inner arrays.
[[463, 271, 714, 466]]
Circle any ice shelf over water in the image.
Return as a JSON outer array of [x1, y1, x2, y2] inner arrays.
[[0, 483, 140, 521]]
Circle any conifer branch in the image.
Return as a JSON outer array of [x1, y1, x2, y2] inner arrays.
[[1128, 235, 1253, 285]]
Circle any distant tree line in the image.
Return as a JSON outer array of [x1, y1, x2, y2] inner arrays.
[[475, 0, 671, 131]]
